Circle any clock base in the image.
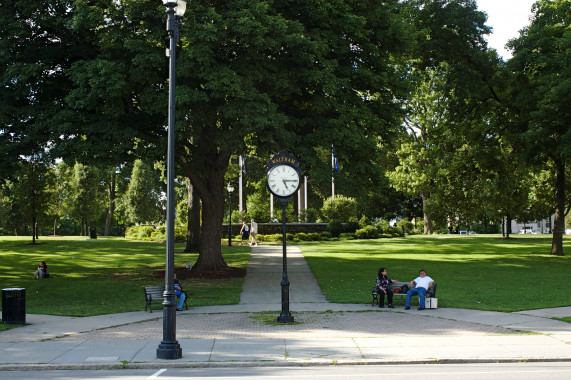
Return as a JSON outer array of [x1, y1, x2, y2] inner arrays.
[[277, 313, 294, 323]]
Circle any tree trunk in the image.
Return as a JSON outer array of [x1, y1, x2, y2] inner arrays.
[[32, 186, 38, 243], [193, 177, 227, 270], [506, 214, 512, 238], [183, 144, 229, 270], [104, 172, 116, 236], [421, 192, 433, 234], [551, 159, 565, 256], [184, 178, 201, 253], [32, 215, 37, 244]]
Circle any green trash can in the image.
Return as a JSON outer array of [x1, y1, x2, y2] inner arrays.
[[2, 288, 26, 325]]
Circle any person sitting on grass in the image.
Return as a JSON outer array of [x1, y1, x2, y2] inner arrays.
[[405, 269, 434, 311], [174, 274, 186, 311], [33, 261, 49, 279]]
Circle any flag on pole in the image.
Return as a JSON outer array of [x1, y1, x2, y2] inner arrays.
[[241, 157, 248, 175], [332, 145, 340, 172]]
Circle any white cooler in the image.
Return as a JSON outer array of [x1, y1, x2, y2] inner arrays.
[[425, 298, 438, 309]]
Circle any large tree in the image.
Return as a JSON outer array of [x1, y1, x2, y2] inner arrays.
[[174, 0, 413, 269], [123, 159, 164, 225], [389, 0, 498, 233], [10, 158, 54, 242], [64, 163, 105, 236], [508, 0, 570, 255], [2, 1, 413, 269], [389, 64, 453, 234]]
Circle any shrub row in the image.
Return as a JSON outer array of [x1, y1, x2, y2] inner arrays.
[[231, 231, 340, 242], [125, 225, 186, 242], [353, 219, 423, 239], [127, 219, 425, 244], [257, 232, 333, 242]]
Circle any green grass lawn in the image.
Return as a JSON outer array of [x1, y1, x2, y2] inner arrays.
[[0, 236, 249, 317], [1, 234, 570, 319], [300, 234, 571, 312], [0, 322, 18, 331]]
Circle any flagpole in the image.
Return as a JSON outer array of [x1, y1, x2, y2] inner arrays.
[[239, 155, 243, 212], [297, 185, 301, 223], [304, 176, 308, 221], [331, 146, 335, 199]]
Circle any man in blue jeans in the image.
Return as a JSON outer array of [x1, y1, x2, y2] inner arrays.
[[405, 269, 434, 310], [174, 274, 186, 311]]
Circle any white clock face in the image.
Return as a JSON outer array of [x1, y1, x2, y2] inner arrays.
[[267, 164, 300, 197]]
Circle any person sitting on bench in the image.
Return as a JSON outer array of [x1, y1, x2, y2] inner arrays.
[[174, 274, 186, 311], [405, 269, 434, 311], [376, 267, 398, 308]]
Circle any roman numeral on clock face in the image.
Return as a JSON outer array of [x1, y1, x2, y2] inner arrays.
[[267, 164, 299, 198]]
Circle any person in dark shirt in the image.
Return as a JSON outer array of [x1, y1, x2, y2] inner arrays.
[[240, 221, 250, 245], [376, 267, 398, 308], [34, 261, 49, 279]]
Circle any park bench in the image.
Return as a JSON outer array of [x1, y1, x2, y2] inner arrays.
[[371, 282, 437, 307], [144, 286, 188, 313]]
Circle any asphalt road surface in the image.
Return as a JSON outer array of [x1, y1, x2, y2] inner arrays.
[[2, 362, 571, 379]]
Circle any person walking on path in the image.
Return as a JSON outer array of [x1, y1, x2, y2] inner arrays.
[[239, 221, 250, 245], [249, 219, 258, 246], [405, 269, 434, 310]]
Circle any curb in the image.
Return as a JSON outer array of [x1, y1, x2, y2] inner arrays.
[[2, 357, 571, 371]]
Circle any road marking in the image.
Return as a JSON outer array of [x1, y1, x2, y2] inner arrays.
[[148, 368, 167, 378]]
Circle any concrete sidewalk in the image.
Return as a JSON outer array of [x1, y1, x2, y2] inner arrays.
[[0, 245, 570, 370]]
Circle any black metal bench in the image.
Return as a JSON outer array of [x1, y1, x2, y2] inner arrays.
[[372, 282, 437, 306], [144, 286, 188, 313]]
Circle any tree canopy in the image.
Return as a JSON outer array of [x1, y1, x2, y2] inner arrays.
[[508, 0, 570, 255], [1, 0, 416, 267], [1, 0, 568, 257]]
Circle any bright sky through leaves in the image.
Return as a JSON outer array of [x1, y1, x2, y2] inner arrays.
[[477, 0, 536, 59]]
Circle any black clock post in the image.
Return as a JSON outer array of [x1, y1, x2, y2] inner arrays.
[[266, 151, 301, 323], [277, 196, 294, 323]]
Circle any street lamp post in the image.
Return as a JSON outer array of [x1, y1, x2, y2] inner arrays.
[[157, 0, 186, 361], [227, 181, 235, 246]]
